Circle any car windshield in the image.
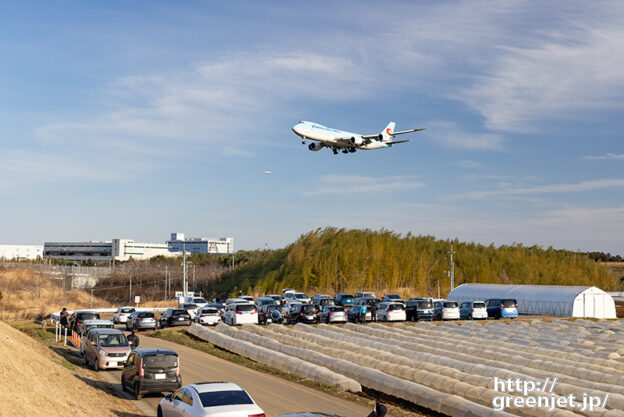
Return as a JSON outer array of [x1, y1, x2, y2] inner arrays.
[[120, 308, 134, 313], [138, 312, 154, 318], [143, 354, 177, 368], [183, 304, 197, 309], [202, 308, 218, 314], [78, 312, 100, 320], [237, 304, 256, 312], [266, 305, 282, 312], [502, 299, 517, 307], [98, 333, 128, 347], [302, 305, 318, 313], [329, 306, 344, 312], [198, 390, 253, 408], [386, 294, 400, 299], [417, 301, 433, 309], [193, 298, 207, 303], [294, 293, 308, 299], [171, 309, 188, 316], [387, 304, 403, 311], [444, 302, 458, 308], [86, 324, 114, 332], [473, 302, 486, 308]]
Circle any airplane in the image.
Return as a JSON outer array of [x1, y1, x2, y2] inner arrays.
[[264, 170, 274, 175], [292, 121, 425, 154]]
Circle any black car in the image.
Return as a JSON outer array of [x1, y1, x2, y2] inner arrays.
[[121, 348, 182, 400], [68, 310, 101, 334], [159, 308, 191, 328], [284, 303, 320, 324], [258, 304, 284, 325], [405, 298, 434, 321]]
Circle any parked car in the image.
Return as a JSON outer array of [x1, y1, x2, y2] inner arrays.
[[266, 294, 283, 304], [382, 294, 404, 304], [258, 304, 284, 325], [159, 308, 192, 328], [433, 300, 460, 321], [206, 303, 226, 319], [376, 302, 406, 322], [319, 305, 347, 324], [283, 291, 311, 304], [121, 348, 182, 400], [334, 293, 356, 307], [485, 298, 519, 319], [157, 382, 265, 417], [224, 303, 258, 326], [79, 319, 115, 355], [458, 301, 488, 320], [318, 298, 336, 309], [354, 291, 376, 299], [195, 307, 221, 326], [347, 305, 372, 323], [68, 310, 101, 334], [189, 297, 209, 308], [83, 328, 131, 371], [239, 295, 255, 303], [211, 297, 228, 304], [405, 298, 434, 321], [113, 307, 136, 324], [225, 298, 249, 305], [284, 303, 320, 324], [254, 296, 278, 308], [179, 303, 200, 320], [311, 294, 331, 306], [127, 311, 158, 331]]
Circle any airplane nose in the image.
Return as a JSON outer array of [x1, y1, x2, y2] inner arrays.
[[292, 124, 302, 135]]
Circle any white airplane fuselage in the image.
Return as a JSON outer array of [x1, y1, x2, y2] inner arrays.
[[292, 121, 388, 150]]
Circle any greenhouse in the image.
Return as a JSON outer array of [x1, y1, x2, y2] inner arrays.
[[447, 284, 617, 319]]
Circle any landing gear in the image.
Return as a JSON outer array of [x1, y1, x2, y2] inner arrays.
[[342, 149, 349, 154], [302, 140, 306, 145], [349, 147, 356, 153], [332, 148, 338, 155]]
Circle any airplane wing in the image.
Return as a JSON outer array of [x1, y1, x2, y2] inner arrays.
[[386, 139, 411, 145]]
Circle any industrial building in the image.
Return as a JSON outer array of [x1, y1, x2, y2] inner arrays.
[[44, 239, 173, 262], [448, 283, 617, 319], [167, 233, 233, 254], [0, 245, 43, 260]]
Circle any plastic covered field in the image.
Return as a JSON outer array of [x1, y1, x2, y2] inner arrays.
[[189, 320, 624, 417]]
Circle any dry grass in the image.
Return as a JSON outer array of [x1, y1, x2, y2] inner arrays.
[[0, 269, 112, 320], [0, 321, 139, 417]]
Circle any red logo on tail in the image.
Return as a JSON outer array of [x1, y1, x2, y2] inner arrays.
[[386, 128, 392, 134]]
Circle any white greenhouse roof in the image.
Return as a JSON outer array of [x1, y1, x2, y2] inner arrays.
[[448, 284, 606, 303]]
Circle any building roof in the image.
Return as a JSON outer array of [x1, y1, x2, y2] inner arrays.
[[448, 283, 607, 303]]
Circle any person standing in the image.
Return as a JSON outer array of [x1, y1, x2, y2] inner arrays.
[[359, 303, 368, 324], [367, 403, 387, 417], [59, 307, 69, 329], [127, 330, 139, 349]]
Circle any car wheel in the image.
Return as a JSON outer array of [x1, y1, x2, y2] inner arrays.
[[134, 382, 143, 400], [83, 353, 88, 365], [121, 376, 127, 392], [93, 359, 99, 372], [468, 314, 473, 320], [133, 324, 137, 332], [382, 315, 388, 322], [157, 406, 163, 417]]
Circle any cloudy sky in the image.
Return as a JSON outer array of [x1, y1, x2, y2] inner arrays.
[[1, 1, 623, 254]]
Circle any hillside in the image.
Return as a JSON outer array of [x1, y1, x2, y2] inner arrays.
[[204, 228, 619, 297], [0, 321, 137, 417]]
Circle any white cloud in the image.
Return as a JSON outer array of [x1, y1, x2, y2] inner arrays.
[[302, 175, 424, 196], [461, 178, 624, 199], [424, 120, 505, 150], [584, 153, 624, 160], [454, 159, 482, 169]]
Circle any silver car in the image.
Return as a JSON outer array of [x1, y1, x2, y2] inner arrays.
[[126, 311, 157, 331], [319, 305, 347, 324]]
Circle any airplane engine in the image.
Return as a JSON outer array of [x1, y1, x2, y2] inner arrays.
[[308, 142, 325, 151], [350, 136, 364, 146], [377, 134, 383, 141]]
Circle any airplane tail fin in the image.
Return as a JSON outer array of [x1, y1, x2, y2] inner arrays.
[[381, 122, 396, 142]]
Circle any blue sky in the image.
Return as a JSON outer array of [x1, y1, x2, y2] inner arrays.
[[1, 1, 623, 254]]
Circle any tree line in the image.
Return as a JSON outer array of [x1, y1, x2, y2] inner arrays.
[[202, 227, 620, 298]]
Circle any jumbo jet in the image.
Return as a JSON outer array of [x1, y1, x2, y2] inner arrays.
[[292, 121, 425, 154]]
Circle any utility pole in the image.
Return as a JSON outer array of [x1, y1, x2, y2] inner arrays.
[[129, 274, 132, 304], [182, 242, 187, 298], [164, 265, 168, 301], [449, 243, 455, 291], [192, 264, 196, 293]]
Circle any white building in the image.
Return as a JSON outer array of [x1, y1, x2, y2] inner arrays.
[[0, 245, 43, 260], [448, 283, 617, 319], [167, 233, 233, 254], [44, 239, 174, 262]]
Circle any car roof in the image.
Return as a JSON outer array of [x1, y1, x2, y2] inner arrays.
[[74, 310, 99, 314], [135, 348, 178, 356], [89, 328, 124, 335], [190, 382, 244, 393], [83, 319, 114, 325]]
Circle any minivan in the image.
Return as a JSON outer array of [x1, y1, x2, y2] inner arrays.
[[433, 300, 460, 321], [406, 298, 434, 321], [83, 328, 130, 371], [121, 348, 182, 400], [224, 303, 258, 325], [485, 298, 518, 319], [459, 301, 488, 320]]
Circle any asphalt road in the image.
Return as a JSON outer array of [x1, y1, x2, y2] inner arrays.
[[99, 328, 371, 417]]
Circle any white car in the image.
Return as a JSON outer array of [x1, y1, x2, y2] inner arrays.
[[180, 303, 200, 320], [158, 382, 265, 417], [224, 303, 258, 325], [283, 291, 311, 304], [113, 307, 135, 324], [433, 300, 461, 320], [195, 307, 222, 326], [376, 302, 406, 322]]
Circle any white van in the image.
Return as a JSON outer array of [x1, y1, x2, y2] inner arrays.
[[224, 303, 258, 325]]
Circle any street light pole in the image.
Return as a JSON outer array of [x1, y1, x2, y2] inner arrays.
[[182, 242, 187, 298]]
